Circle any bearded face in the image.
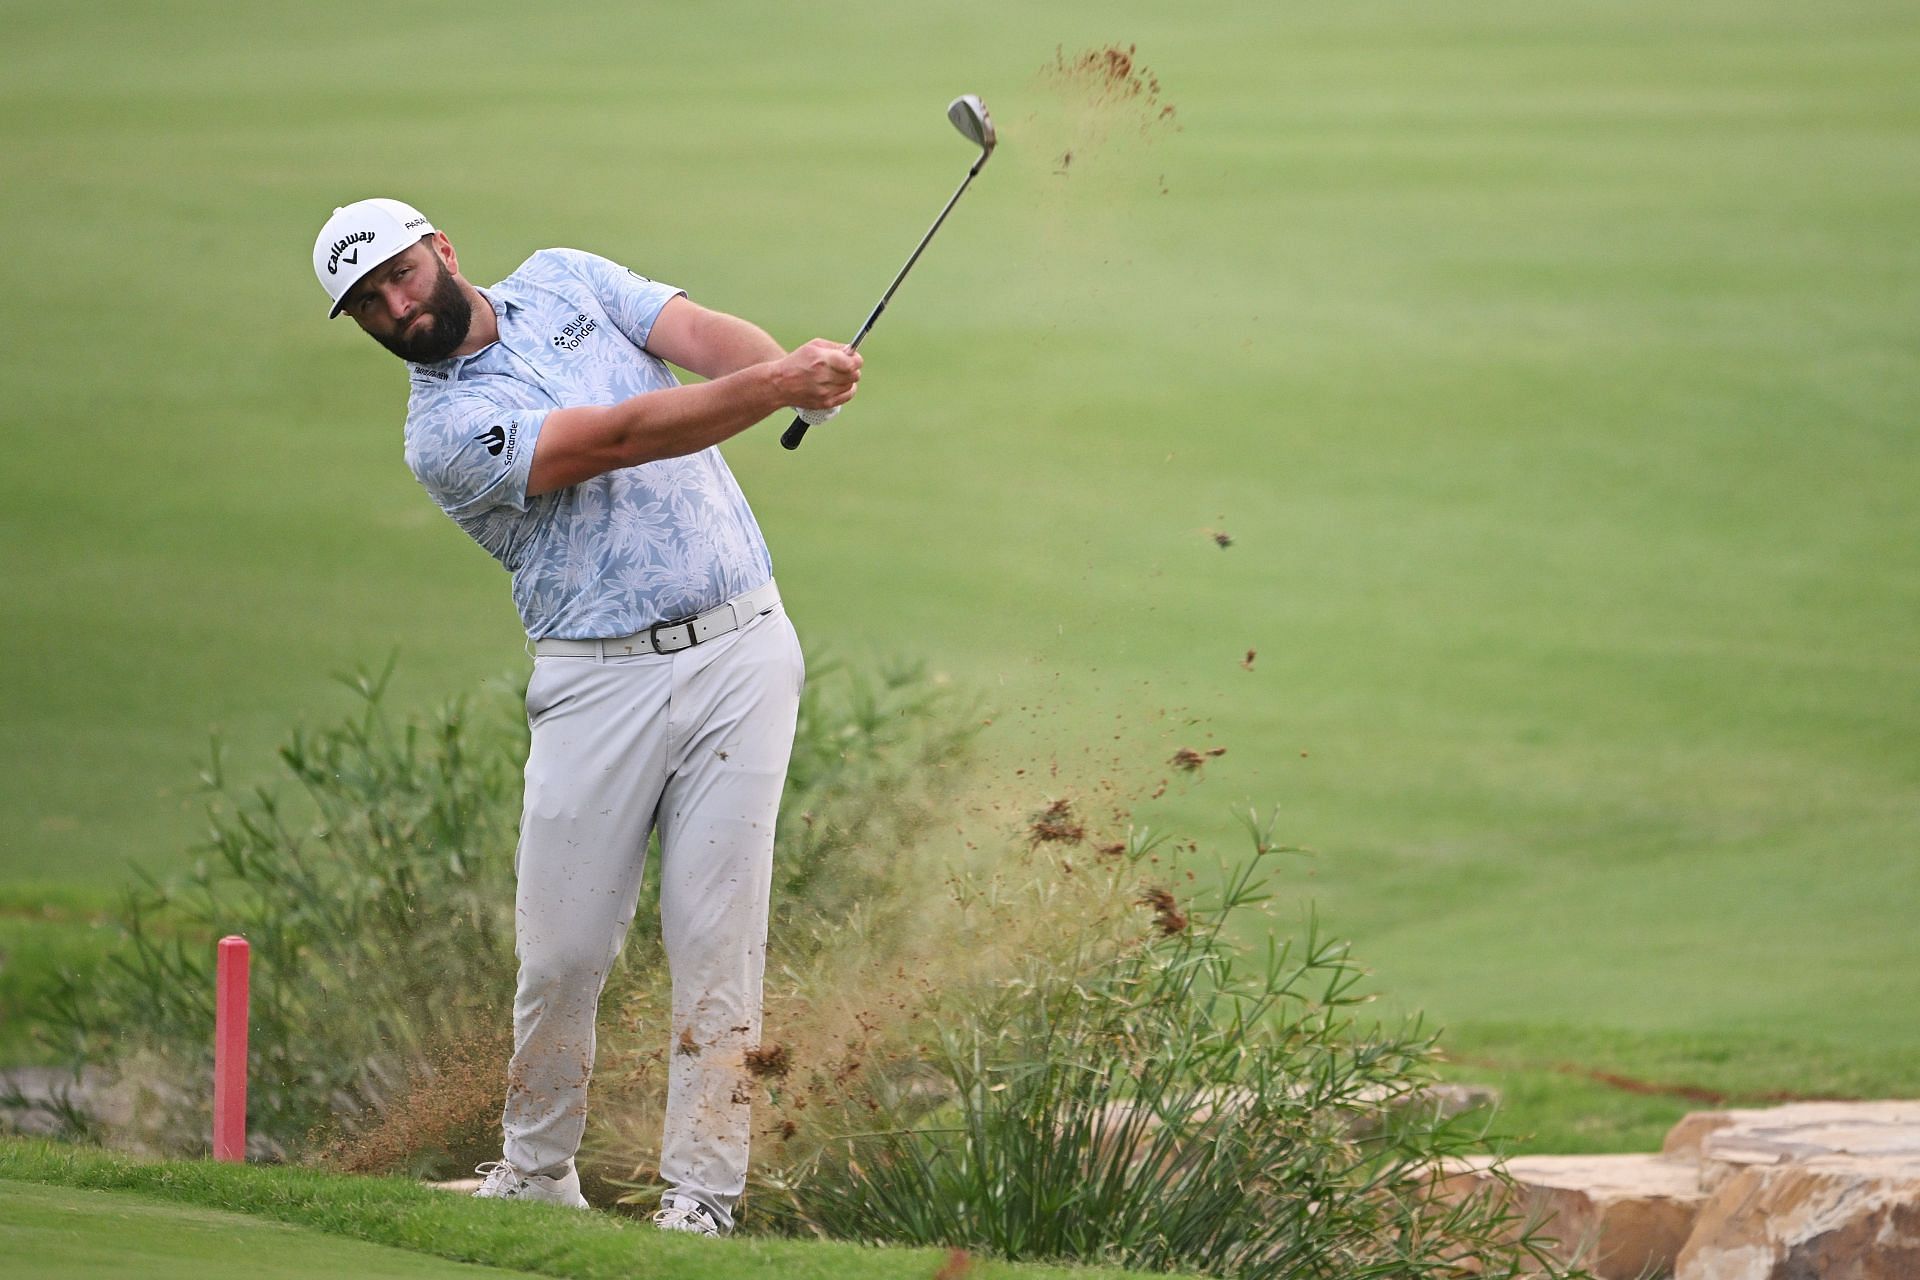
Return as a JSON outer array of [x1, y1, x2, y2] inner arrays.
[[369, 251, 473, 364], [344, 239, 475, 364]]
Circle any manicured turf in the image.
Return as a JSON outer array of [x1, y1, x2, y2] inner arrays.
[[0, 1140, 1170, 1280], [4, 0, 1917, 1142], [2, 1178, 538, 1280]]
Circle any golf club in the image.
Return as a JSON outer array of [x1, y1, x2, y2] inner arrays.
[[781, 93, 997, 450]]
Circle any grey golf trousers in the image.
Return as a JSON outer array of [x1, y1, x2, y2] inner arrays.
[[502, 602, 803, 1229]]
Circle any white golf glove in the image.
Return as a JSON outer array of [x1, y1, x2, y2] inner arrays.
[[792, 405, 840, 427]]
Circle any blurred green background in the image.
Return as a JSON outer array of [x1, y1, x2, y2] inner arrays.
[[4, 0, 1917, 1145]]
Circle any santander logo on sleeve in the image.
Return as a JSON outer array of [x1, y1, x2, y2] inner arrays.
[[476, 424, 517, 462]]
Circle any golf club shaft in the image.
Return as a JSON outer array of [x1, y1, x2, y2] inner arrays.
[[781, 155, 988, 451]]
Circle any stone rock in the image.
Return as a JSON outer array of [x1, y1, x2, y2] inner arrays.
[[0, 1065, 134, 1135], [1447, 1153, 1706, 1280], [1344, 1081, 1502, 1139], [1, 1063, 280, 1159], [1664, 1110, 1741, 1162], [1693, 1101, 1920, 1189], [1431, 1103, 1920, 1278], [1676, 1155, 1920, 1280], [1423, 1081, 1504, 1119]]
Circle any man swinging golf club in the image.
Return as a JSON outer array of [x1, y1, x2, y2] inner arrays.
[[312, 95, 991, 1239], [311, 197, 857, 1236]]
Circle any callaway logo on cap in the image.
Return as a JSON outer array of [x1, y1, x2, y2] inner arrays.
[[311, 198, 437, 318]]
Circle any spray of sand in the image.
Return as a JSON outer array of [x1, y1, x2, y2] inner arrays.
[[1036, 43, 1180, 183], [315, 1023, 511, 1177], [577, 706, 1236, 1220], [992, 39, 1181, 233]]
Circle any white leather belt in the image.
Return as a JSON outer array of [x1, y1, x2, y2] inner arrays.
[[531, 581, 781, 659]]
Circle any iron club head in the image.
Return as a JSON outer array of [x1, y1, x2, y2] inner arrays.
[[947, 94, 996, 156]]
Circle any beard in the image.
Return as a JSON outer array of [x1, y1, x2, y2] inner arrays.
[[375, 256, 473, 364]]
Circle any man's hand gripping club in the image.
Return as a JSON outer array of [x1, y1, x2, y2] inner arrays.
[[779, 340, 861, 427]]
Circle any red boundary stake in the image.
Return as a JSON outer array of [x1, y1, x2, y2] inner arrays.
[[212, 935, 250, 1162]]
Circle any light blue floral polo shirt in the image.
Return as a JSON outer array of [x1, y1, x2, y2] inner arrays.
[[402, 248, 775, 639]]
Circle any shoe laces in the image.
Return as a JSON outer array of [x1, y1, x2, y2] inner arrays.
[[652, 1195, 721, 1235], [474, 1160, 530, 1196]]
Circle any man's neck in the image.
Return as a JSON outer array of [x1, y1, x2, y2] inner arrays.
[[451, 283, 499, 358]]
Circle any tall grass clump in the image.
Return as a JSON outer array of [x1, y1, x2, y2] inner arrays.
[[13, 656, 979, 1168], [715, 812, 1589, 1278]]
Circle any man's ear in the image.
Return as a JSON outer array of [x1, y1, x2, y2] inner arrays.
[[430, 231, 459, 277]]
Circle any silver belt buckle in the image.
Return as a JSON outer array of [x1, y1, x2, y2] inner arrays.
[[647, 613, 699, 653]]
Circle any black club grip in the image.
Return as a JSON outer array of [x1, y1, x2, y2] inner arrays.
[[780, 414, 810, 450]]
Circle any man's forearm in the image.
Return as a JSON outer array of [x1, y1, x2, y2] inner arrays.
[[654, 306, 786, 381], [527, 337, 858, 497], [528, 365, 786, 494], [609, 362, 787, 456]]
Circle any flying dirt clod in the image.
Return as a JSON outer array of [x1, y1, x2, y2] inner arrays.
[[1028, 797, 1087, 845], [743, 1042, 792, 1080], [1170, 746, 1227, 772], [1138, 886, 1189, 936]]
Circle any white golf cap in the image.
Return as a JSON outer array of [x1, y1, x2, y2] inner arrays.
[[312, 198, 437, 318]]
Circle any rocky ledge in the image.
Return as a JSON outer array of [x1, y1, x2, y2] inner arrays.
[[1449, 1100, 1920, 1279]]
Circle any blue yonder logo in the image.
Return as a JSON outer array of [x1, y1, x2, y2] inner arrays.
[[552, 313, 598, 351]]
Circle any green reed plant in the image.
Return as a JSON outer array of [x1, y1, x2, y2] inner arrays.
[[759, 815, 1589, 1279]]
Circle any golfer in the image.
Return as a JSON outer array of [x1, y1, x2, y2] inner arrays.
[[312, 198, 859, 1236]]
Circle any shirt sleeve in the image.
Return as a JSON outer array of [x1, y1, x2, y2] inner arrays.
[[405, 393, 548, 518], [548, 248, 685, 350]]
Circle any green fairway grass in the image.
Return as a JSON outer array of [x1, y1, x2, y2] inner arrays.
[[4, 0, 1917, 1146], [0, 1139, 1172, 1280], [2, 1178, 539, 1280]]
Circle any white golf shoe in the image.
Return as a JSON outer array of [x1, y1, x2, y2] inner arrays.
[[652, 1191, 726, 1236], [471, 1159, 589, 1209]]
